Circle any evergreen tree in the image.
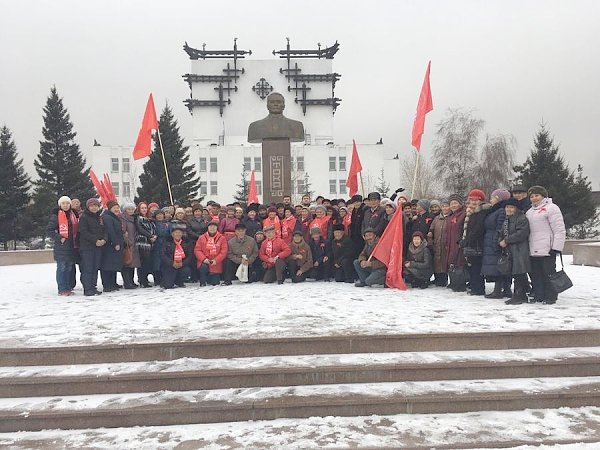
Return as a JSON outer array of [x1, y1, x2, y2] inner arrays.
[[374, 168, 390, 197], [513, 123, 593, 230], [33, 86, 95, 202], [136, 105, 200, 205], [0, 126, 31, 249], [234, 166, 249, 204]]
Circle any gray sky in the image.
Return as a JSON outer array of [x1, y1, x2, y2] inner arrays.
[[1, 0, 599, 188]]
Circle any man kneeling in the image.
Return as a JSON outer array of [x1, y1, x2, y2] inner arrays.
[[223, 223, 258, 285], [161, 226, 192, 289], [353, 228, 386, 287], [287, 230, 313, 283]]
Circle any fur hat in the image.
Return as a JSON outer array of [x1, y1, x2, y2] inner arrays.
[[367, 192, 381, 200], [332, 223, 345, 232], [315, 205, 327, 214], [467, 189, 486, 202], [85, 198, 100, 208], [292, 230, 304, 237], [491, 189, 511, 202], [106, 200, 119, 211], [528, 185, 548, 198], [430, 199, 441, 207], [511, 184, 528, 193], [417, 199, 431, 211], [57, 196, 71, 206], [384, 201, 397, 211], [349, 194, 363, 204], [448, 193, 464, 205], [121, 201, 136, 212], [310, 227, 322, 236], [505, 197, 520, 208], [363, 227, 375, 236]]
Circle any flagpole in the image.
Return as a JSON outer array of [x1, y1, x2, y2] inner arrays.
[[359, 172, 365, 197], [411, 150, 420, 200], [156, 129, 174, 205]]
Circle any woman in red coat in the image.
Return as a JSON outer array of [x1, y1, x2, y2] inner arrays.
[[194, 221, 228, 286]]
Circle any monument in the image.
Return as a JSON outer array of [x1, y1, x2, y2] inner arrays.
[[248, 92, 304, 204]]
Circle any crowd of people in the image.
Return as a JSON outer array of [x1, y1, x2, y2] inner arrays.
[[47, 183, 567, 305]]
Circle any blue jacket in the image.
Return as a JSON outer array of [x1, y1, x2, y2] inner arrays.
[[481, 202, 506, 277], [100, 210, 124, 271]]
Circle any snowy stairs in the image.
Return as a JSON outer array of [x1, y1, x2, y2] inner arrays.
[[2, 330, 600, 433]]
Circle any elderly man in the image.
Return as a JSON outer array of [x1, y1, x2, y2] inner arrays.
[[353, 228, 386, 287], [361, 192, 387, 237], [223, 223, 259, 285], [259, 225, 291, 284]]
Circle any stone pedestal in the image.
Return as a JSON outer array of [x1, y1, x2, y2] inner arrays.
[[262, 139, 291, 204]]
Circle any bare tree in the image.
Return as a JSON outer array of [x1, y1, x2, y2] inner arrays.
[[432, 108, 484, 195], [401, 152, 443, 199], [475, 133, 516, 196]]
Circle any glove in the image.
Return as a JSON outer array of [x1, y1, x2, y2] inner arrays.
[[395, 187, 405, 193]]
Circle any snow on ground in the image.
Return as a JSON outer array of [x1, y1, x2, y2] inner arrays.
[[1, 407, 600, 449], [0, 256, 598, 347]]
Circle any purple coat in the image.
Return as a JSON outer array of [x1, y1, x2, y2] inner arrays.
[[526, 197, 566, 257]]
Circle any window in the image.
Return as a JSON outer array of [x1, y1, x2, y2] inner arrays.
[[111, 182, 120, 196], [122, 182, 131, 198], [122, 158, 130, 173], [199, 157, 207, 172], [254, 157, 262, 172], [329, 157, 336, 171], [339, 156, 346, 172], [256, 180, 262, 195], [243, 157, 251, 172], [296, 179, 305, 195], [210, 181, 218, 195], [329, 179, 337, 194], [339, 180, 347, 195], [210, 157, 218, 172], [111, 158, 119, 173], [199, 181, 207, 195]]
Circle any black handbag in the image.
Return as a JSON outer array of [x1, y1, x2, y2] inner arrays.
[[548, 252, 573, 293], [448, 264, 469, 291], [497, 250, 512, 275]]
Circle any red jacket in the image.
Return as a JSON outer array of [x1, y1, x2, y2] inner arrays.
[[194, 231, 228, 273], [259, 236, 291, 268]]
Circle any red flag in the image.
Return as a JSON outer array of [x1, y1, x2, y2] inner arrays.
[[89, 170, 108, 207], [102, 173, 117, 201], [371, 208, 407, 290], [247, 170, 259, 204], [345, 140, 363, 196], [411, 61, 433, 151], [133, 94, 159, 160]]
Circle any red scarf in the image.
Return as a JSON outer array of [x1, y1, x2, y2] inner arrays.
[[265, 238, 274, 257], [262, 216, 281, 237], [173, 239, 186, 263], [281, 216, 297, 241], [205, 233, 219, 259], [310, 215, 331, 239], [58, 209, 79, 245], [342, 214, 352, 234]]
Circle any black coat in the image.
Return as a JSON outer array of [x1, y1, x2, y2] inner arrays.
[[187, 217, 208, 242], [161, 236, 194, 269], [100, 210, 124, 271], [349, 204, 367, 241], [362, 206, 387, 237], [78, 210, 105, 251], [241, 216, 262, 239], [463, 205, 489, 254], [411, 212, 434, 236], [332, 235, 353, 264], [309, 237, 332, 264], [47, 208, 78, 263]]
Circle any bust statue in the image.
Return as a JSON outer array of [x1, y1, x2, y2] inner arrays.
[[248, 92, 305, 143]]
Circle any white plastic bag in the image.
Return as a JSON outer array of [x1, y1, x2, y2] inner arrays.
[[236, 256, 249, 282]]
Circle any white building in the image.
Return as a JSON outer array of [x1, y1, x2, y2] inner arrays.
[[86, 39, 400, 204]]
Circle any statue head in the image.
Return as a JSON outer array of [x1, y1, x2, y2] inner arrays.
[[267, 92, 285, 115]]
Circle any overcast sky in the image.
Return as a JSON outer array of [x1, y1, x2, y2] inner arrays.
[[1, 0, 599, 188]]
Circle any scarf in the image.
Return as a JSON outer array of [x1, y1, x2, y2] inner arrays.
[[58, 209, 79, 246], [265, 238, 274, 257], [282, 216, 297, 240], [263, 216, 281, 237], [173, 239, 186, 263], [310, 215, 331, 238], [205, 233, 219, 258]]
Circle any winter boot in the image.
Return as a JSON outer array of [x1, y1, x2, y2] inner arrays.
[[485, 281, 504, 299], [505, 287, 527, 305]]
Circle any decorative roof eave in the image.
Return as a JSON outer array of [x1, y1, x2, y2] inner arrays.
[[183, 39, 252, 60], [273, 40, 339, 59]]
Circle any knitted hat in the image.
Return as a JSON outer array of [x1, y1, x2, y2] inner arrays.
[[267, 206, 277, 214], [106, 200, 119, 211], [412, 231, 426, 240], [332, 223, 345, 232], [148, 202, 160, 210], [57, 196, 71, 206], [448, 193, 464, 205], [440, 198, 450, 206], [528, 185, 548, 198], [86, 198, 101, 208], [417, 199, 431, 211], [384, 201, 397, 211], [505, 197, 520, 208], [491, 188, 511, 202], [121, 201, 136, 211], [467, 189, 486, 201], [310, 227, 322, 236], [315, 205, 327, 214], [430, 200, 441, 207]]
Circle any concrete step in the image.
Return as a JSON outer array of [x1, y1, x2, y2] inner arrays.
[[2, 376, 600, 432], [3, 329, 600, 366], [2, 407, 600, 448], [3, 347, 600, 397]]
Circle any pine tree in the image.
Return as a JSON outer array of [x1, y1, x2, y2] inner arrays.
[[234, 166, 249, 204], [513, 123, 593, 230], [375, 168, 390, 197], [0, 126, 31, 249], [136, 105, 200, 205], [33, 86, 95, 202]]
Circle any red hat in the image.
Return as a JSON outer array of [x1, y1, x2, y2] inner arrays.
[[267, 206, 277, 213], [467, 189, 486, 201], [148, 202, 159, 210]]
